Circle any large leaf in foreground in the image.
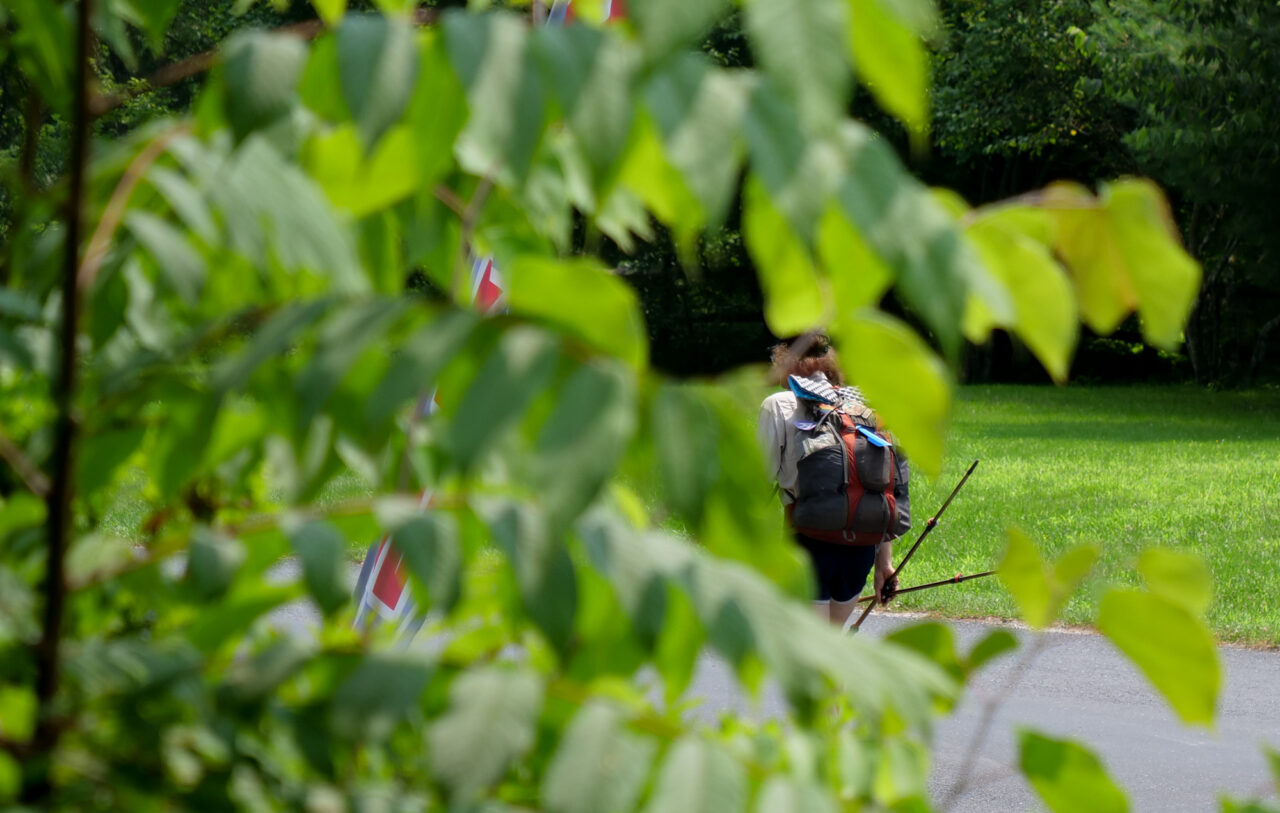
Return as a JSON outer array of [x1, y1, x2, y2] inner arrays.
[[1019, 730, 1129, 813], [1098, 588, 1219, 727]]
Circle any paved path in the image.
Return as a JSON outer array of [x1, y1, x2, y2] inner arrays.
[[269, 566, 1280, 811]]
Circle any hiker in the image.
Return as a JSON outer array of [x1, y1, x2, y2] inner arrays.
[[756, 333, 910, 627]]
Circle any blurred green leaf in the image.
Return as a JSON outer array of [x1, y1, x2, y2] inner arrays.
[[744, 0, 849, 131], [185, 586, 295, 653], [1044, 180, 1200, 348], [1137, 548, 1212, 617], [818, 203, 892, 311], [542, 702, 656, 813], [390, 513, 462, 615], [296, 298, 406, 428], [447, 326, 559, 471], [446, 12, 546, 184], [643, 56, 746, 227], [847, 0, 930, 134], [405, 30, 468, 188], [966, 629, 1019, 672], [629, 0, 729, 59], [222, 31, 308, 143], [743, 175, 825, 337], [311, 0, 346, 27], [753, 776, 835, 813], [125, 211, 206, 306], [213, 300, 331, 394], [146, 166, 218, 245], [115, 0, 182, 50], [220, 637, 312, 707], [652, 385, 719, 526], [337, 14, 419, 149], [1019, 730, 1129, 813], [330, 652, 434, 741], [885, 622, 963, 682], [998, 529, 1096, 629], [428, 667, 544, 799], [1098, 588, 1220, 727], [366, 309, 476, 428], [5, 0, 72, 108], [833, 310, 950, 477], [506, 256, 647, 368], [185, 529, 246, 602], [530, 362, 635, 526], [964, 214, 1077, 382], [485, 501, 577, 653], [643, 736, 746, 813], [289, 521, 349, 616]]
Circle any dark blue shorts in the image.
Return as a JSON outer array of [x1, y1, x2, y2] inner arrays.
[[796, 534, 877, 602]]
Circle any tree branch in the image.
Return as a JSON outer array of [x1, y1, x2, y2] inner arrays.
[[0, 431, 50, 498], [23, 0, 95, 802]]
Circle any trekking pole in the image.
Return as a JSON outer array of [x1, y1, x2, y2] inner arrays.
[[855, 570, 997, 603], [851, 459, 980, 632]]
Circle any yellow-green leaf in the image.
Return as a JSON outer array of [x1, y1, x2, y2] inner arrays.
[[833, 310, 950, 476], [311, 0, 347, 27], [964, 216, 1077, 382], [505, 256, 648, 369], [818, 204, 892, 311], [744, 176, 827, 338], [306, 124, 421, 217], [1019, 730, 1129, 813], [1138, 548, 1213, 617], [1098, 588, 1220, 727], [998, 529, 1097, 629], [848, 0, 929, 136]]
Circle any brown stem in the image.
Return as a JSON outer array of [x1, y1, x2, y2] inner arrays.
[[23, 0, 95, 803], [77, 123, 191, 294], [0, 430, 50, 498]]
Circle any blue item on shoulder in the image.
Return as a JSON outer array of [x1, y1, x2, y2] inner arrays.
[[855, 425, 890, 448]]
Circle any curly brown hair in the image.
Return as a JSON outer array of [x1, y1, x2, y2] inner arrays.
[[768, 332, 844, 386]]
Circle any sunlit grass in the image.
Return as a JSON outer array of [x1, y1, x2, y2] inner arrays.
[[893, 384, 1280, 646]]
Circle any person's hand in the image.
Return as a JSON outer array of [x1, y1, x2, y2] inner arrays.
[[874, 562, 898, 604]]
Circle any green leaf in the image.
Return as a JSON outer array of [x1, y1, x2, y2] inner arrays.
[[428, 667, 544, 799], [997, 529, 1097, 629], [964, 215, 1077, 382], [1137, 549, 1213, 617], [505, 256, 647, 368], [445, 12, 546, 184], [337, 14, 419, 149], [311, 0, 346, 27], [966, 629, 1019, 672], [146, 166, 218, 245], [185, 586, 295, 653], [212, 300, 331, 393], [77, 425, 144, 499], [834, 124, 972, 356], [446, 326, 560, 471], [0, 289, 42, 322], [542, 703, 656, 813], [366, 309, 476, 428], [5, 0, 72, 108], [289, 521, 349, 616], [1044, 180, 1201, 348], [307, 125, 423, 217], [390, 513, 462, 615], [847, 0, 930, 134], [330, 652, 434, 742], [744, 0, 850, 131], [1098, 588, 1220, 727], [530, 362, 635, 526], [885, 622, 963, 682], [629, 0, 729, 59], [642, 737, 746, 813], [185, 529, 246, 602], [743, 175, 825, 337], [753, 777, 836, 813], [295, 298, 405, 428], [485, 501, 577, 653], [643, 56, 747, 226], [652, 385, 719, 526], [1019, 730, 1129, 813], [125, 211, 206, 306], [115, 0, 182, 50], [818, 204, 892, 311], [220, 637, 312, 707], [222, 31, 308, 143], [404, 29, 468, 189], [832, 310, 950, 477]]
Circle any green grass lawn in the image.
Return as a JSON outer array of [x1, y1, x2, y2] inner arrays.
[[892, 384, 1280, 646]]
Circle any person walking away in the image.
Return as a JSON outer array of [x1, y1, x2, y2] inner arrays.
[[756, 334, 910, 628]]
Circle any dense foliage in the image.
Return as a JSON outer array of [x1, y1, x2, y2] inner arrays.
[[0, 0, 1272, 811]]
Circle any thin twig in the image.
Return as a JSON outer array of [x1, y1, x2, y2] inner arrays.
[[0, 431, 50, 498], [449, 176, 495, 301], [940, 634, 1049, 810], [77, 123, 191, 294], [24, 0, 95, 802]]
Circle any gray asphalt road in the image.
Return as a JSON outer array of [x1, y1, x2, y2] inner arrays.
[[268, 567, 1280, 811]]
